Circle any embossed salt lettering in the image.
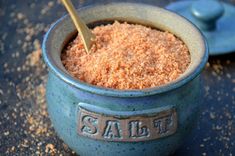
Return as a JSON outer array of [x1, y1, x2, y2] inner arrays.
[[81, 115, 98, 135], [77, 105, 177, 142], [153, 114, 172, 134], [103, 121, 122, 139], [129, 121, 149, 138]]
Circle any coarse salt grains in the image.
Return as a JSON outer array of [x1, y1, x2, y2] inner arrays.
[[61, 21, 190, 90]]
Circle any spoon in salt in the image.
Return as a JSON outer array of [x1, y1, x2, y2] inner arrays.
[[61, 0, 95, 53]]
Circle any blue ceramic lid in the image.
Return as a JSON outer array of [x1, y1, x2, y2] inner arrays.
[[166, 0, 235, 55]]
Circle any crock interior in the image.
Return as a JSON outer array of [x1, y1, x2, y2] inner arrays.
[[42, 3, 208, 97]]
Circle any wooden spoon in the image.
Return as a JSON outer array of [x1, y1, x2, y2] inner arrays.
[[61, 0, 95, 53]]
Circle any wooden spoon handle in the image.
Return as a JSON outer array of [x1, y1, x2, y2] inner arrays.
[[61, 0, 95, 53]]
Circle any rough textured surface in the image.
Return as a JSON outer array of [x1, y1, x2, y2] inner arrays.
[[62, 21, 190, 89], [0, 0, 235, 156]]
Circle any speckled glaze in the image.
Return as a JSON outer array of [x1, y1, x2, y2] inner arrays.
[[42, 3, 208, 156]]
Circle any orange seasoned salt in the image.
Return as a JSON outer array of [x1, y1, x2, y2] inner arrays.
[[61, 21, 190, 89]]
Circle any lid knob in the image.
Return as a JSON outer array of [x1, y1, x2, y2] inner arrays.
[[191, 0, 224, 30]]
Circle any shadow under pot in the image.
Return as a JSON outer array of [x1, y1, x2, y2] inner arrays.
[[42, 3, 208, 156]]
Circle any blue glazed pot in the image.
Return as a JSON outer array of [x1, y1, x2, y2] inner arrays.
[[42, 3, 208, 156]]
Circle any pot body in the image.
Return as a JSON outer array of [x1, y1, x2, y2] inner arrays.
[[42, 3, 208, 156], [46, 72, 201, 156]]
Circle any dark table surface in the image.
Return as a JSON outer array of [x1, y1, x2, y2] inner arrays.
[[0, 0, 235, 155]]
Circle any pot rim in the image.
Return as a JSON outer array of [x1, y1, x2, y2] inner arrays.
[[42, 2, 208, 98]]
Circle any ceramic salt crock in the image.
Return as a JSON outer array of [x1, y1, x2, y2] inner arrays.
[[42, 3, 208, 156]]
